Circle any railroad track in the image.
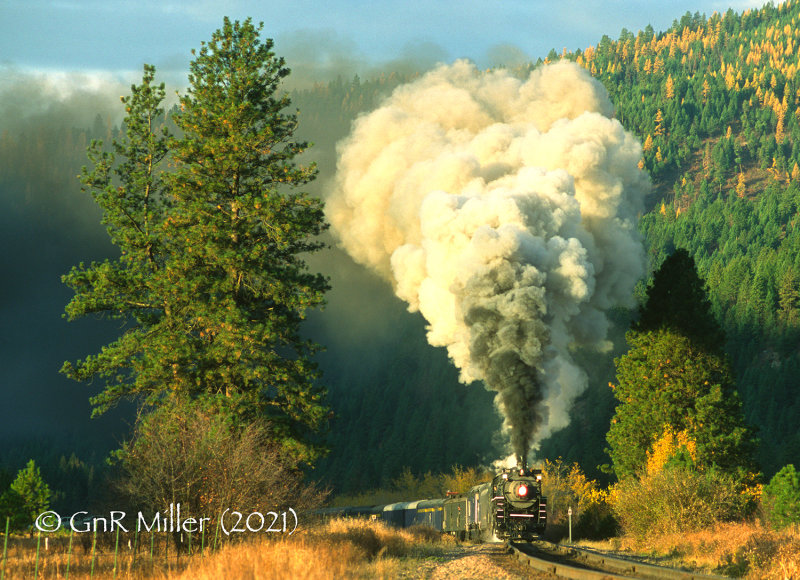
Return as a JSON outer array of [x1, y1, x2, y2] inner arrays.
[[508, 540, 728, 580]]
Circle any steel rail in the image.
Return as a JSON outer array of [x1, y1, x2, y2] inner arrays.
[[508, 541, 728, 580]]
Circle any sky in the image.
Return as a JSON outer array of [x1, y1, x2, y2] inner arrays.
[[1, 0, 769, 89]]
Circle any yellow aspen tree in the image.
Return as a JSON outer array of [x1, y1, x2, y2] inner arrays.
[[725, 68, 736, 90], [665, 74, 675, 99], [736, 172, 747, 198], [654, 109, 666, 137]]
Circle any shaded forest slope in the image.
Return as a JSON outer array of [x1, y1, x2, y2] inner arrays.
[[547, 0, 800, 475]]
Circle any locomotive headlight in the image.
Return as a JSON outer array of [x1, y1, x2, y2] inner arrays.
[[509, 481, 530, 499], [536, 474, 542, 481]]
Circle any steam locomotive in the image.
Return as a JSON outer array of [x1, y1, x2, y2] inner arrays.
[[318, 465, 546, 542]]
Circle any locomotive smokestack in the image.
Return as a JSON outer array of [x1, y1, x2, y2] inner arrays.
[[327, 60, 648, 460]]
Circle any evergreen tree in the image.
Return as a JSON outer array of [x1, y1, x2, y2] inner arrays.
[[607, 250, 757, 482], [62, 18, 329, 462], [0, 489, 25, 531], [778, 269, 800, 327], [8, 460, 51, 529], [62, 64, 171, 414], [165, 17, 330, 459], [635, 249, 724, 352], [762, 464, 800, 528]]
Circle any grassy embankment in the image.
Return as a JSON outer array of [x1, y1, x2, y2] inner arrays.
[[0, 518, 456, 579], [3, 513, 800, 578], [578, 521, 800, 579]]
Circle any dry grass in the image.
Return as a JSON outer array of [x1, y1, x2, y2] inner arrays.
[[0, 531, 191, 579], [178, 518, 457, 580], [178, 520, 456, 580], [12, 518, 799, 578], [580, 521, 800, 578], [1, 518, 456, 579]]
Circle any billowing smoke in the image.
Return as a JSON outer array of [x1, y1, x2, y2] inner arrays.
[[326, 60, 648, 464]]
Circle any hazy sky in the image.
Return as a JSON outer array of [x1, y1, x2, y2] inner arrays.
[[2, 0, 767, 86]]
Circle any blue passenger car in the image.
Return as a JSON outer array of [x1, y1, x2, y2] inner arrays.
[[403, 499, 444, 529]]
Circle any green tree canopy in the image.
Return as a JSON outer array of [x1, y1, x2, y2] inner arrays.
[[0, 489, 26, 531], [762, 464, 800, 529], [607, 249, 757, 483], [606, 328, 757, 481], [8, 460, 51, 529], [62, 18, 329, 462]]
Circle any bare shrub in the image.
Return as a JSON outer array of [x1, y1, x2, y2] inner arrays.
[[115, 397, 328, 530]]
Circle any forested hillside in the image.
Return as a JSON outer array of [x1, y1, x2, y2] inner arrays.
[[3, 1, 800, 501], [559, 0, 800, 476]]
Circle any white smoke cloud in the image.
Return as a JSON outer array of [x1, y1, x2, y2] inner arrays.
[[327, 60, 648, 463]]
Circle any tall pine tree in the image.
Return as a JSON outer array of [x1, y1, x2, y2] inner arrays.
[[62, 19, 330, 461]]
